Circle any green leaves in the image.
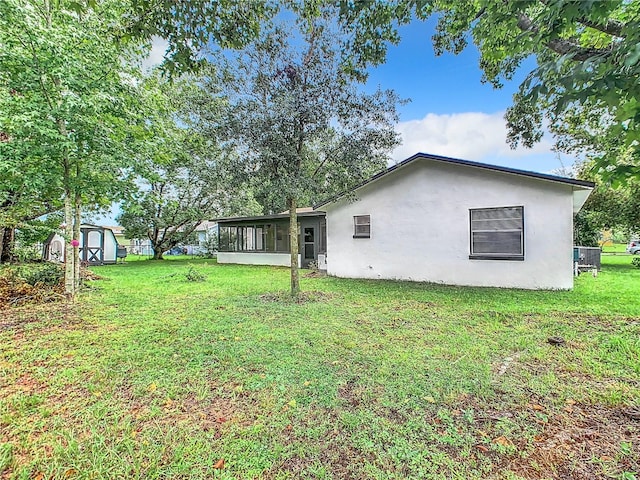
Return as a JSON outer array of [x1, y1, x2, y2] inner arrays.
[[338, 0, 640, 182], [204, 6, 402, 213]]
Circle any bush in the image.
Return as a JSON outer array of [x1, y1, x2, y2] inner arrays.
[[632, 257, 640, 269], [16, 263, 64, 286], [0, 263, 65, 307], [13, 244, 44, 263], [184, 266, 207, 282]]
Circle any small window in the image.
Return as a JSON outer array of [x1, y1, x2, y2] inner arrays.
[[470, 206, 524, 260], [353, 215, 370, 238]]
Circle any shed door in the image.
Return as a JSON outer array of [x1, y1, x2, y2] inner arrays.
[[84, 230, 104, 264]]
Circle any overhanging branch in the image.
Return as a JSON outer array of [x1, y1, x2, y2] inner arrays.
[[516, 12, 613, 61]]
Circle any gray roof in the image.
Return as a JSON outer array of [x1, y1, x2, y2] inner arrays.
[[314, 152, 595, 209], [216, 210, 325, 224]]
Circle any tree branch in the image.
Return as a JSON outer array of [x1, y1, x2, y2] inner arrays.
[[516, 12, 613, 61], [576, 17, 625, 38]]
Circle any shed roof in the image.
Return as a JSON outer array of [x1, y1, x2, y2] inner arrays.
[[314, 152, 595, 213]]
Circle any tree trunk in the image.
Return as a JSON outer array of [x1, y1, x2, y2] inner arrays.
[[152, 247, 164, 260], [0, 227, 15, 264], [288, 197, 300, 297], [63, 194, 75, 298], [73, 196, 81, 290]]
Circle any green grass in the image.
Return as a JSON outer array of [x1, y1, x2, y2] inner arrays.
[[602, 242, 631, 254], [1, 256, 639, 479]]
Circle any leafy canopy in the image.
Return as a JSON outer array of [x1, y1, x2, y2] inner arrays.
[[118, 73, 261, 259], [0, 0, 139, 221], [340, 0, 640, 180], [199, 5, 403, 214]]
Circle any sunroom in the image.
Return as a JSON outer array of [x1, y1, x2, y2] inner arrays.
[[216, 210, 326, 269]]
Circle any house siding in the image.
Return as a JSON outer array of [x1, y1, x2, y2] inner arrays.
[[217, 252, 301, 267], [324, 160, 575, 289]]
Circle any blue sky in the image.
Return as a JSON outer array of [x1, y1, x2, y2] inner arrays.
[[141, 17, 572, 174], [362, 18, 573, 174]]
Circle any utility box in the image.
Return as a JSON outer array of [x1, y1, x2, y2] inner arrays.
[[573, 246, 601, 270]]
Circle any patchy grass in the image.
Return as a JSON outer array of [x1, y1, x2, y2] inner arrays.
[[1, 256, 639, 479]]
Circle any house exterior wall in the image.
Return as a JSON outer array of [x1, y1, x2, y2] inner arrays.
[[217, 252, 301, 267], [324, 160, 575, 289]]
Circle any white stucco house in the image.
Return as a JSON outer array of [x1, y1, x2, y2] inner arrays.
[[216, 152, 594, 290], [316, 153, 594, 289]]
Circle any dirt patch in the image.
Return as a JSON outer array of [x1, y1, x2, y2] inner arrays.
[[504, 403, 639, 479], [337, 378, 360, 408], [263, 408, 376, 480], [0, 373, 48, 397], [445, 393, 640, 479], [551, 312, 638, 332], [302, 270, 326, 278], [259, 291, 335, 304], [123, 381, 262, 438], [0, 302, 79, 333]]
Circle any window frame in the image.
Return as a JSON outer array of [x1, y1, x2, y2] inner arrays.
[[353, 215, 371, 239], [469, 206, 524, 261]]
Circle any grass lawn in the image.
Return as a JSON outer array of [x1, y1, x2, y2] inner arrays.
[[1, 255, 639, 479]]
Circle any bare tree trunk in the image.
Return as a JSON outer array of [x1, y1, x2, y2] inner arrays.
[[152, 247, 164, 260], [288, 197, 300, 297], [63, 194, 75, 298], [0, 227, 15, 264], [73, 196, 81, 290]]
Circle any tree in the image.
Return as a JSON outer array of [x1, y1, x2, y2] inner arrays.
[[118, 74, 261, 260], [200, 7, 402, 296], [123, 0, 274, 74], [339, 1, 640, 181], [0, 0, 138, 295], [574, 161, 640, 243]]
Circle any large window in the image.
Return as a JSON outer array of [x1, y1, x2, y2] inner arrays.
[[470, 206, 524, 260], [353, 215, 370, 238], [218, 223, 289, 252]]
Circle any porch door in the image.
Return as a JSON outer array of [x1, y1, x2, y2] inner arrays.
[[302, 226, 315, 268]]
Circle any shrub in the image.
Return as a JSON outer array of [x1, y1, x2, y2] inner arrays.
[[0, 263, 65, 307], [184, 266, 207, 282], [632, 257, 640, 269], [16, 262, 64, 286]]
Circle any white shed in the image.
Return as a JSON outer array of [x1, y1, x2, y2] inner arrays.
[[315, 153, 594, 290], [43, 224, 122, 265]]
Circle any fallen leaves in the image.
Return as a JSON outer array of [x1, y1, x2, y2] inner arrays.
[[64, 468, 77, 478], [492, 436, 513, 447], [213, 458, 225, 469]]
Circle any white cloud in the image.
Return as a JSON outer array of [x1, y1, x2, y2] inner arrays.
[[392, 111, 568, 172], [140, 36, 169, 72]]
